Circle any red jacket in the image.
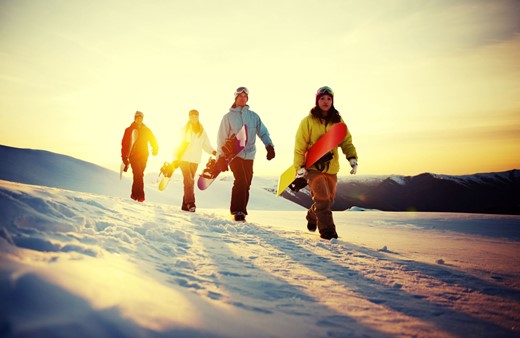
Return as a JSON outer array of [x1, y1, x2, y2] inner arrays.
[[121, 122, 159, 160]]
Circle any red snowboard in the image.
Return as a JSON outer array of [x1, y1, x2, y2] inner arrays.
[[303, 123, 347, 169]]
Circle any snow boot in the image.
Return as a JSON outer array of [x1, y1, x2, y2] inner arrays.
[[320, 228, 338, 240], [182, 204, 196, 212], [233, 212, 246, 222], [307, 222, 317, 232]]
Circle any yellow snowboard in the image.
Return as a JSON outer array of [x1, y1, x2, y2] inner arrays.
[[276, 165, 296, 196]]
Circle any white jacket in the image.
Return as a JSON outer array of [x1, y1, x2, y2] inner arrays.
[[175, 125, 215, 164]]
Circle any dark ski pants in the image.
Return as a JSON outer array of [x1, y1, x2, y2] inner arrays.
[[306, 171, 337, 235], [130, 156, 148, 201], [229, 157, 254, 215], [180, 161, 198, 209]]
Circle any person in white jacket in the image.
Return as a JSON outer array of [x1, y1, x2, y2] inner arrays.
[[173, 109, 216, 212]]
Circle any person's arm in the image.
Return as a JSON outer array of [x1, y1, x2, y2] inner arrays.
[[216, 115, 230, 157], [121, 128, 131, 159], [202, 130, 217, 156], [293, 118, 309, 170], [338, 119, 357, 159], [149, 129, 159, 156]]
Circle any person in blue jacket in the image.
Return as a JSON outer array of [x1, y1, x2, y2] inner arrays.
[[215, 87, 275, 221]]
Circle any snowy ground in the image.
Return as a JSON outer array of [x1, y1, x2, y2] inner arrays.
[[1, 177, 519, 338]]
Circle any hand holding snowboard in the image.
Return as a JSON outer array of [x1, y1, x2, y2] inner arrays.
[[197, 125, 248, 190]]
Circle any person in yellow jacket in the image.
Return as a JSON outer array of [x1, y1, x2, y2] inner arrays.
[[293, 86, 358, 240]]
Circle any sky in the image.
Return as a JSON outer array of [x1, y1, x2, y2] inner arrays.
[[1, 0, 520, 176]]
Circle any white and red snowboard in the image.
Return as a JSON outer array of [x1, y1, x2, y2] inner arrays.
[[197, 125, 247, 191]]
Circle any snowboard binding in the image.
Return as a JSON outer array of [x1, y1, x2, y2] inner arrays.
[[221, 133, 240, 159], [289, 177, 308, 192], [160, 162, 175, 178], [200, 157, 218, 179]]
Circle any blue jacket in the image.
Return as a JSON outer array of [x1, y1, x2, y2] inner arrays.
[[217, 105, 274, 160]]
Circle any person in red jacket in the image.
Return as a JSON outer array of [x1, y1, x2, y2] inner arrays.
[[121, 111, 159, 202]]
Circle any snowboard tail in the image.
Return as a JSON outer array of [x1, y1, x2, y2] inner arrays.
[[276, 166, 296, 196], [158, 161, 180, 191]]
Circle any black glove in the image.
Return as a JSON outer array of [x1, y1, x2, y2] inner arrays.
[[215, 156, 228, 173], [266, 145, 275, 161]]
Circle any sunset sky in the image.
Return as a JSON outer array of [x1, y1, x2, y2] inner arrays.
[[1, 0, 519, 176]]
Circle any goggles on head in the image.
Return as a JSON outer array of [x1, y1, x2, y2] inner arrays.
[[234, 86, 249, 97], [316, 86, 334, 97]]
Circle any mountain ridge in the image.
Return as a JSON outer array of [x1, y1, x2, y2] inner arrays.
[[282, 170, 520, 215]]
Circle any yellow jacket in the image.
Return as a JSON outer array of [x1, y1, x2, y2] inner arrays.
[[293, 113, 357, 175]]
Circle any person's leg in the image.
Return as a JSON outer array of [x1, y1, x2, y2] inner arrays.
[[307, 171, 338, 239], [184, 162, 198, 210], [179, 162, 190, 210], [130, 157, 147, 202], [229, 158, 254, 217], [306, 206, 317, 232]]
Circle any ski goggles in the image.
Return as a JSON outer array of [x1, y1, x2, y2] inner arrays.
[[316, 86, 334, 97], [234, 86, 249, 97]]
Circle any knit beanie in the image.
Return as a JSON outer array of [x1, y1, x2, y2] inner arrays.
[[315, 86, 334, 106]]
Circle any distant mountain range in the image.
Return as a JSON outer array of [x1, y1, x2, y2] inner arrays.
[[1, 144, 519, 215], [0, 144, 131, 198], [281, 170, 520, 215]]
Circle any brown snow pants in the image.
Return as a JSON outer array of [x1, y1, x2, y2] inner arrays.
[[306, 171, 337, 235]]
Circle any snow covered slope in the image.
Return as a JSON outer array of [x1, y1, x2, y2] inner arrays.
[[1, 179, 520, 337]]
